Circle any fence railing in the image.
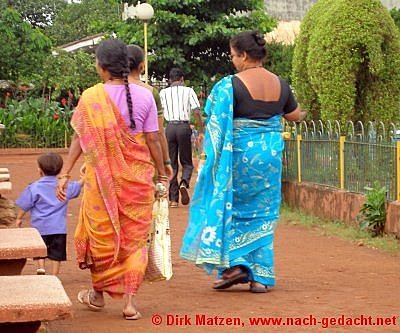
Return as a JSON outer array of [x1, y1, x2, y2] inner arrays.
[[282, 120, 400, 201]]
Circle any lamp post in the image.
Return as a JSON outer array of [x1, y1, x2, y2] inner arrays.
[[135, 2, 154, 84]]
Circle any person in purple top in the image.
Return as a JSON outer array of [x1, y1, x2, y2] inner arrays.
[[15, 152, 82, 275]]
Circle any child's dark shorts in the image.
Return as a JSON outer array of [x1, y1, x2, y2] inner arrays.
[[36, 234, 67, 261]]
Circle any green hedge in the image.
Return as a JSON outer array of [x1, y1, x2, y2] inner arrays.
[[292, 0, 400, 124]]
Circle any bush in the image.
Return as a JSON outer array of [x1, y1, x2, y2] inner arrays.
[[357, 181, 387, 237], [292, 0, 400, 123], [0, 97, 73, 148]]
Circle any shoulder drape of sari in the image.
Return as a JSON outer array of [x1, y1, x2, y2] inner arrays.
[[72, 83, 155, 296]]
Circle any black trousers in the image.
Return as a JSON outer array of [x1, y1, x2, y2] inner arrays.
[[166, 122, 193, 202]]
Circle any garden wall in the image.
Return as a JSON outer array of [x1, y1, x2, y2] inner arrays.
[[282, 181, 400, 237]]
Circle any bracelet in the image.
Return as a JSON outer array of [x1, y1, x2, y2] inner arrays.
[[57, 173, 71, 180], [158, 175, 168, 181], [164, 160, 171, 165]]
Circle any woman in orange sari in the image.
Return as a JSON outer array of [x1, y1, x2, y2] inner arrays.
[[56, 39, 167, 319]]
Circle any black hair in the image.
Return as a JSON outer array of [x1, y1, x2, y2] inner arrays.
[[169, 67, 184, 82], [230, 30, 267, 61], [96, 39, 135, 129], [37, 153, 63, 176], [127, 45, 144, 72]]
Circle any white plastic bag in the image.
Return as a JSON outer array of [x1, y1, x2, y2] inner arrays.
[[145, 191, 173, 281]]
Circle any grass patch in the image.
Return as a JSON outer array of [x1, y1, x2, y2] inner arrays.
[[280, 205, 400, 254]]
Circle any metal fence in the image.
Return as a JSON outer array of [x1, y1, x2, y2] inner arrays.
[[282, 120, 400, 201]]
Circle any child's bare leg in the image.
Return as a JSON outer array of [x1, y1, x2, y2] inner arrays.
[[37, 259, 45, 270], [51, 260, 61, 275], [35, 258, 46, 274]]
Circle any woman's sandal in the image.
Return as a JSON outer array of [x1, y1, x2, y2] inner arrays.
[[250, 282, 267, 293], [77, 289, 105, 311], [123, 310, 143, 320], [212, 266, 249, 290]]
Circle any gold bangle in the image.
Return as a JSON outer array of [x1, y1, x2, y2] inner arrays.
[[57, 173, 71, 180]]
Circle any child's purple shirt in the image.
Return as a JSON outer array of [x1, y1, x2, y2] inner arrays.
[[15, 176, 81, 235]]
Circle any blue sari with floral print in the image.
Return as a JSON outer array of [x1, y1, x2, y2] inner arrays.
[[180, 75, 284, 286]]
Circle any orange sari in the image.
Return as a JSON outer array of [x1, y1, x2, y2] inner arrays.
[[72, 83, 155, 297]]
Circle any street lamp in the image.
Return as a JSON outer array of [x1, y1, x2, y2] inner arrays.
[[136, 2, 154, 84]]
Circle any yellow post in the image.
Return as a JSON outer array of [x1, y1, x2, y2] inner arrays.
[[339, 136, 345, 190], [297, 134, 302, 183], [64, 130, 68, 149], [143, 22, 149, 84], [397, 141, 400, 201]]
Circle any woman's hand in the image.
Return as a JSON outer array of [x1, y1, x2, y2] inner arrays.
[[156, 175, 169, 199], [56, 176, 69, 201], [165, 164, 173, 179]]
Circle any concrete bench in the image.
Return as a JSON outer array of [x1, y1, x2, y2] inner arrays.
[[0, 174, 9, 182], [0, 168, 9, 174], [0, 275, 72, 333], [0, 228, 47, 275], [0, 181, 12, 196]]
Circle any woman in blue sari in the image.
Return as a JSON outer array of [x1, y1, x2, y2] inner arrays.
[[180, 31, 306, 293]]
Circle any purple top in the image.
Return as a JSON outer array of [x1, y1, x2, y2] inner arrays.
[[15, 176, 82, 235], [104, 83, 158, 134]]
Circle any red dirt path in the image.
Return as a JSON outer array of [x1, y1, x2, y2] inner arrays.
[[2, 151, 399, 333]]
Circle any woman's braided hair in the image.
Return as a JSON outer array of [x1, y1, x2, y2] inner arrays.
[[96, 39, 136, 129]]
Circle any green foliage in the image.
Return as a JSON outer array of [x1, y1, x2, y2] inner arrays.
[[0, 8, 52, 81], [47, 0, 120, 46], [292, 0, 400, 123], [41, 50, 98, 98], [264, 42, 294, 84], [0, 0, 67, 28], [390, 7, 400, 30], [0, 97, 73, 148], [117, 0, 276, 83], [357, 181, 387, 237]]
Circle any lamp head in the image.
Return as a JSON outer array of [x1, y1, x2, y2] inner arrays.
[[136, 3, 154, 21]]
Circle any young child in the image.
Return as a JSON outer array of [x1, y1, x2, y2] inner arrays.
[[15, 152, 82, 275]]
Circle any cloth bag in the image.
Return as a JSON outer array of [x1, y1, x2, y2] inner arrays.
[[145, 195, 173, 281]]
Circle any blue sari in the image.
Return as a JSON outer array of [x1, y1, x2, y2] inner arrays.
[[180, 76, 284, 286]]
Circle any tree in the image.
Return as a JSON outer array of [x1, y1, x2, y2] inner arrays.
[[117, 0, 275, 84], [0, 8, 52, 81], [0, 0, 67, 28], [40, 50, 98, 99], [292, 0, 400, 123], [47, 0, 120, 46], [264, 42, 294, 85], [390, 7, 400, 30]]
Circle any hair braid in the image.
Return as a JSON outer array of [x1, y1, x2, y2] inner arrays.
[[123, 75, 135, 130]]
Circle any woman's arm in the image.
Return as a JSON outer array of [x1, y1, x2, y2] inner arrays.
[[157, 116, 173, 178], [284, 106, 307, 122], [145, 131, 168, 184], [56, 132, 82, 201]]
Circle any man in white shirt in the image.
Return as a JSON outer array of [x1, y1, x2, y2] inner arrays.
[[159, 68, 204, 207]]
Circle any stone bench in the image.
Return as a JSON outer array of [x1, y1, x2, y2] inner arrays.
[[0, 228, 47, 275], [0, 275, 72, 333], [0, 174, 9, 182], [0, 168, 12, 196]]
